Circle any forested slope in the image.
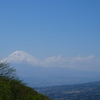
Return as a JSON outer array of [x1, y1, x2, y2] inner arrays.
[[0, 63, 51, 100]]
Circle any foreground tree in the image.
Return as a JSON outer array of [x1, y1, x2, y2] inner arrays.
[[0, 62, 17, 80], [0, 62, 51, 100]]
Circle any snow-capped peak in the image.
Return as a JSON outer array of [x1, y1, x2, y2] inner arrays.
[[10, 50, 26, 57], [9, 50, 33, 58], [1, 51, 40, 66]]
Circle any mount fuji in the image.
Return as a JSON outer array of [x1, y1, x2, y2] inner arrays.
[[1, 51, 40, 66], [1, 51, 100, 87]]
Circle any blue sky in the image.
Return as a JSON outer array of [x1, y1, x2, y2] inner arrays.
[[0, 0, 100, 59]]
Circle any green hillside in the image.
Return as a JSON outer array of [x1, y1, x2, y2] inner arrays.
[[0, 63, 51, 100]]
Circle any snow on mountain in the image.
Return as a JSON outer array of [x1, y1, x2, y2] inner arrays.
[[1, 51, 40, 66], [1, 51, 100, 71]]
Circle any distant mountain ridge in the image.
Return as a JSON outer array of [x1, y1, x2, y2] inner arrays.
[[36, 81, 100, 100], [1, 51, 100, 87]]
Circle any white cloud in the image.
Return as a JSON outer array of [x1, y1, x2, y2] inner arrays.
[[40, 55, 100, 71], [1, 51, 100, 72], [41, 55, 94, 67]]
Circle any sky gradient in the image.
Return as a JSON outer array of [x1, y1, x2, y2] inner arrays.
[[0, 0, 100, 59]]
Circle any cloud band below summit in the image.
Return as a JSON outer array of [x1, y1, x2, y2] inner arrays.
[[1, 51, 100, 72]]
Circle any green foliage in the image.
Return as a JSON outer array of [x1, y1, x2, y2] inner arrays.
[[0, 62, 51, 100]]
